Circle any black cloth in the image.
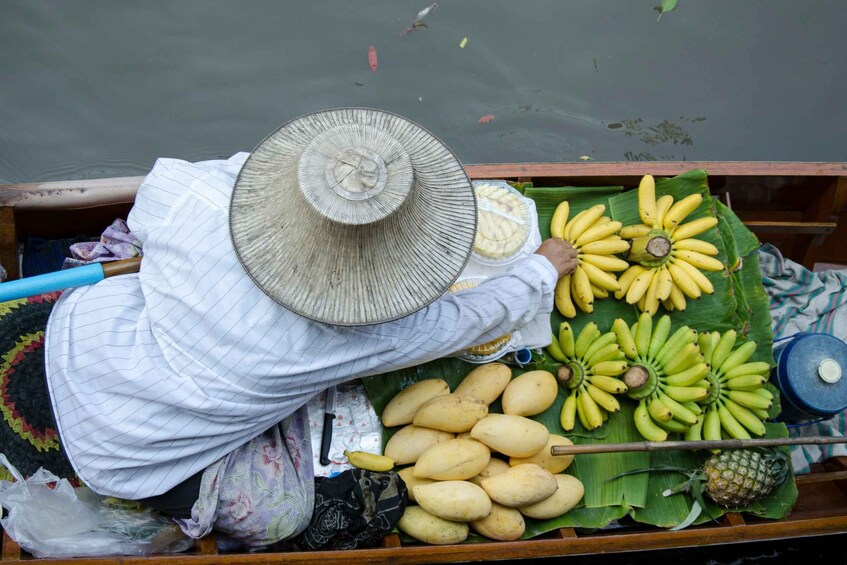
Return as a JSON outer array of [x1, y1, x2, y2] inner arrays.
[[136, 471, 203, 519], [294, 469, 408, 551]]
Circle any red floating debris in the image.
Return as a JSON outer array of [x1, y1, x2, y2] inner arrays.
[[478, 114, 495, 124], [368, 45, 378, 72]]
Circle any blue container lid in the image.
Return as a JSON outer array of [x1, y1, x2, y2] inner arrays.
[[776, 333, 847, 417]]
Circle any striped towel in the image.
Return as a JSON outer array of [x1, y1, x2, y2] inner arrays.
[[759, 243, 847, 473]]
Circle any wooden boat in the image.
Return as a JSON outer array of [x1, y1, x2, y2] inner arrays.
[[1, 161, 846, 563]]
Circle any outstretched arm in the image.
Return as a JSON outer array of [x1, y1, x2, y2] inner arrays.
[[360, 239, 577, 373]]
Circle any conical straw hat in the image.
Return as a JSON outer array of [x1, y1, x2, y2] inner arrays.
[[230, 108, 477, 326]]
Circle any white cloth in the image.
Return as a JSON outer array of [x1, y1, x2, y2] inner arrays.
[[44, 153, 559, 500], [758, 244, 847, 473]]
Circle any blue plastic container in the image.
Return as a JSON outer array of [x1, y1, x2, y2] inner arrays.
[[773, 333, 847, 422]]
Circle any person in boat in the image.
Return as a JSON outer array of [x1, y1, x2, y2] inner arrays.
[[8, 108, 577, 548]]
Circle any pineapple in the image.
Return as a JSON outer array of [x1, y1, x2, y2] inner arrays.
[[701, 448, 791, 507]]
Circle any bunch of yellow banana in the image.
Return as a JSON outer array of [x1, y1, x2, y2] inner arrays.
[[684, 330, 773, 441], [546, 321, 629, 431], [614, 312, 710, 441], [550, 201, 631, 317], [616, 174, 724, 314]]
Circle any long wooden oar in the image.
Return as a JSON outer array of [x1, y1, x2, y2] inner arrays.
[[0, 257, 141, 302], [551, 436, 847, 456]]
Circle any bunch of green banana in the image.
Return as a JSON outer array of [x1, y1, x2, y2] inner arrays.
[[616, 174, 724, 314], [685, 330, 773, 441], [614, 312, 710, 442], [546, 321, 629, 431], [550, 201, 631, 317]]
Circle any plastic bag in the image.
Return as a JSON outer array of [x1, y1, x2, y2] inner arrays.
[[0, 454, 193, 558]]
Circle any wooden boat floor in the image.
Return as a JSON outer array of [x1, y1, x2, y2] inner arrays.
[[1, 459, 845, 564]]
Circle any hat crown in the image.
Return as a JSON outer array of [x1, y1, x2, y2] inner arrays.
[[298, 123, 413, 225]]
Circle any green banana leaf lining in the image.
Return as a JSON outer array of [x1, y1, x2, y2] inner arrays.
[[362, 170, 798, 538]]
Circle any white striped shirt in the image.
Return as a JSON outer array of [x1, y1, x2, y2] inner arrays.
[[44, 153, 558, 499]]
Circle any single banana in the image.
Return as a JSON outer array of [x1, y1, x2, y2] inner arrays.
[[667, 280, 687, 311], [637, 174, 657, 227], [655, 194, 675, 228], [559, 322, 576, 358], [752, 387, 775, 400], [647, 315, 672, 359], [587, 383, 621, 413], [547, 333, 568, 362], [576, 394, 591, 429], [589, 373, 628, 392], [344, 450, 394, 472], [725, 374, 768, 391], [655, 266, 673, 302], [685, 418, 704, 442], [634, 312, 654, 358], [591, 360, 629, 377], [571, 266, 594, 313], [674, 249, 725, 272], [717, 404, 751, 440], [591, 284, 609, 299], [670, 216, 718, 241], [574, 322, 601, 360], [580, 238, 631, 255], [619, 223, 653, 239], [581, 253, 630, 272], [703, 407, 722, 441], [662, 193, 703, 231], [581, 332, 619, 364], [634, 400, 668, 442], [615, 264, 646, 300], [554, 276, 576, 318], [626, 268, 655, 305], [560, 392, 577, 431], [724, 361, 771, 379], [642, 268, 661, 315], [723, 399, 767, 436], [575, 220, 624, 247], [550, 201, 570, 239], [567, 204, 607, 243], [662, 342, 701, 375], [580, 261, 621, 292], [663, 385, 709, 403], [710, 330, 737, 371], [727, 390, 773, 410], [655, 326, 697, 366], [672, 238, 720, 256], [585, 343, 624, 369], [663, 362, 709, 387], [648, 395, 673, 422], [672, 257, 715, 294], [658, 392, 698, 425], [667, 261, 702, 299], [717, 341, 758, 375], [579, 388, 605, 430], [698, 332, 716, 366], [656, 417, 690, 434], [612, 318, 639, 360]]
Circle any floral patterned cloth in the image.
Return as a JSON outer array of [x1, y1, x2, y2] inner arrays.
[[62, 219, 142, 268], [173, 405, 314, 548]]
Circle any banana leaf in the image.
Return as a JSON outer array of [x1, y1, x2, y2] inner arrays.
[[362, 169, 795, 537]]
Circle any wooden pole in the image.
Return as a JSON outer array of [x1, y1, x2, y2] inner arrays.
[[550, 436, 847, 456]]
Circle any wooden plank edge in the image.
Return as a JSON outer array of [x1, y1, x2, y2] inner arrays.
[[3, 162, 847, 211], [5, 514, 846, 565]]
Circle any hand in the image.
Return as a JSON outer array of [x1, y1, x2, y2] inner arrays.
[[534, 238, 578, 278]]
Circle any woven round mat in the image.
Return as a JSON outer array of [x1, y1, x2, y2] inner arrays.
[[0, 292, 76, 482], [230, 108, 477, 326]]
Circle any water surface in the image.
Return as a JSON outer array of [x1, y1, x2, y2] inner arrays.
[[1, 1, 846, 181]]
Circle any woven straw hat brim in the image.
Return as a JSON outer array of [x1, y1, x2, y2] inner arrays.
[[230, 108, 477, 326]]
